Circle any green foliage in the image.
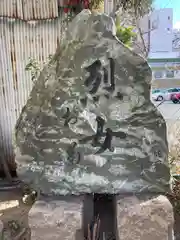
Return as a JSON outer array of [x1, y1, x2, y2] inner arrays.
[[89, 0, 103, 10], [25, 58, 40, 82], [25, 55, 53, 83], [116, 25, 136, 47], [115, 17, 136, 47]]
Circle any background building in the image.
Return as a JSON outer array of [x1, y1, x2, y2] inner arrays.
[[140, 8, 180, 89]]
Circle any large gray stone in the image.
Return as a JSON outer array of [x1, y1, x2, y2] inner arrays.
[[14, 10, 170, 195]]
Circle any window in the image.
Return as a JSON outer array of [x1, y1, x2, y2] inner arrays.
[[168, 88, 180, 93], [152, 19, 158, 29], [154, 71, 163, 79], [152, 89, 161, 94], [166, 70, 174, 78]]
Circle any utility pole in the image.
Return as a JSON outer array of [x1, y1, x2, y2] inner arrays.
[[104, 0, 114, 15]]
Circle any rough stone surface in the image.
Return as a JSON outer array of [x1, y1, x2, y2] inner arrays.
[[15, 10, 170, 195], [28, 196, 83, 240], [0, 192, 83, 240], [116, 194, 174, 240]]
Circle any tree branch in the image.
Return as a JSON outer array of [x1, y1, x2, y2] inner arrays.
[[141, 27, 155, 35], [133, 7, 149, 58]]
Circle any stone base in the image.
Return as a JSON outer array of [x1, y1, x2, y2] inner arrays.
[[29, 195, 84, 240], [116, 194, 174, 240], [0, 191, 174, 240], [0, 192, 86, 240]]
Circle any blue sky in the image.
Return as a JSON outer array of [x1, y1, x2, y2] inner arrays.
[[155, 0, 180, 28]]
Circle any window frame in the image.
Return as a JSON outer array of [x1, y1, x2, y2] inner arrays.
[[154, 71, 163, 79], [166, 70, 174, 78]]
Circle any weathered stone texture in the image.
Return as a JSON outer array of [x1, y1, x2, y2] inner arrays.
[[116, 195, 174, 240], [0, 192, 83, 240], [28, 196, 83, 240], [15, 10, 170, 195]]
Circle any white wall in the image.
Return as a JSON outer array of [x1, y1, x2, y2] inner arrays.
[[140, 8, 173, 54], [150, 8, 173, 53]]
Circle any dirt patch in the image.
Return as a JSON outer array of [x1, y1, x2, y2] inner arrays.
[[0, 189, 33, 240]]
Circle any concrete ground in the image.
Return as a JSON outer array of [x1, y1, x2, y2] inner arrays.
[[154, 101, 180, 120], [153, 100, 180, 173], [153, 100, 180, 151]]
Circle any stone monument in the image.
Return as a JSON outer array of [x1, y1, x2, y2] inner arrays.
[[1, 10, 174, 240]]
